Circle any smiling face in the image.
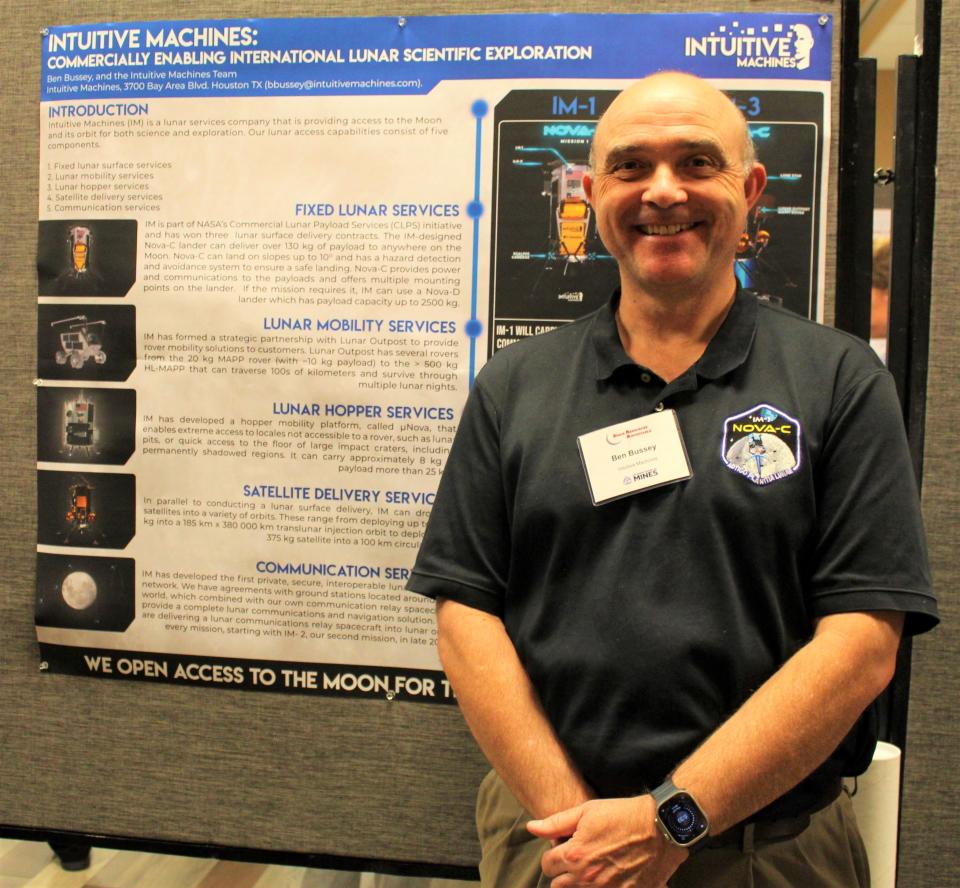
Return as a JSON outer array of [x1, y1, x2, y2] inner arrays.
[[584, 74, 766, 303]]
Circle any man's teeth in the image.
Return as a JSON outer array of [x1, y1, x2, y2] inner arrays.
[[640, 223, 695, 235]]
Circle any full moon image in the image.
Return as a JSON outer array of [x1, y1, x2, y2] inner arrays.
[[61, 571, 98, 610]]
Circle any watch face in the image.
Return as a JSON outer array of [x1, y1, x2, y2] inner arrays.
[[657, 792, 708, 845]]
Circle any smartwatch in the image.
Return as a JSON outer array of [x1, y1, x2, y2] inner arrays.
[[650, 779, 710, 848]]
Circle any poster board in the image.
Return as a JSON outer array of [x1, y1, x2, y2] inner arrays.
[[33, 12, 832, 699], [0, 0, 843, 875]]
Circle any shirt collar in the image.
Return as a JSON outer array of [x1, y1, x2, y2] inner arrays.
[[592, 287, 757, 383]]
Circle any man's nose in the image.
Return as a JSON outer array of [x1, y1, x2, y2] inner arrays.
[[642, 164, 687, 208]]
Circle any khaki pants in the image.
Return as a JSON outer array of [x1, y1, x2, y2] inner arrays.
[[476, 771, 870, 887]]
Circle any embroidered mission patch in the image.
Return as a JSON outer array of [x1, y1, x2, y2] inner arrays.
[[721, 404, 801, 485]]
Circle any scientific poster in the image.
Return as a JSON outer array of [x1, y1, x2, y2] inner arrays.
[[36, 13, 832, 699]]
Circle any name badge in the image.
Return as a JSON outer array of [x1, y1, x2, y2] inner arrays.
[[577, 409, 693, 505]]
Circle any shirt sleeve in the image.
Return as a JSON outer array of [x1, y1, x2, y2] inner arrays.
[[808, 367, 938, 635], [405, 372, 511, 617]]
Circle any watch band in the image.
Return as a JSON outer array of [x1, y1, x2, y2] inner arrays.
[[651, 778, 683, 807]]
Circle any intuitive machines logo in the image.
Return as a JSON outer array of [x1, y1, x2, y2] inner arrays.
[[685, 20, 816, 70]]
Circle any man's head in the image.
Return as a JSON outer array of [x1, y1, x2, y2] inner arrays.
[[583, 72, 766, 301]]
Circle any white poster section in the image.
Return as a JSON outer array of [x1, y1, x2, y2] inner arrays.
[[36, 13, 832, 701]]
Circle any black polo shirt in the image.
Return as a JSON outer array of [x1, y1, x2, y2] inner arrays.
[[408, 290, 937, 815]]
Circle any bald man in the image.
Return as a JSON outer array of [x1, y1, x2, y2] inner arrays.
[[407, 73, 936, 887]]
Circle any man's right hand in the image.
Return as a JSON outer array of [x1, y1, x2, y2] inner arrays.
[[528, 795, 687, 888]]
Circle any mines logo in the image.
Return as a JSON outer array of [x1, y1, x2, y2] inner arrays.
[[684, 20, 817, 70], [722, 404, 801, 486]]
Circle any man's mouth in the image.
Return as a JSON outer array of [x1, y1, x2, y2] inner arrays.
[[637, 222, 698, 236]]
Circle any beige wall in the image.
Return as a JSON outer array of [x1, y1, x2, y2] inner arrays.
[[875, 68, 898, 171]]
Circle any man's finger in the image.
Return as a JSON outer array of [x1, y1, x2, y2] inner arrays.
[[539, 843, 571, 881], [527, 804, 583, 839]]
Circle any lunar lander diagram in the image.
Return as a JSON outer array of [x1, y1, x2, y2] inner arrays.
[[509, 147, 609, 285], [488, 90, 622, 354]]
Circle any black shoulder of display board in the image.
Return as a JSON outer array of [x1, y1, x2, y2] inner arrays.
[[879, 0, 941, 760], [904, 0, 940, 483], [0, 825, 480, 881], [834, 0, 875, 341], [887, 57, 918, 425]]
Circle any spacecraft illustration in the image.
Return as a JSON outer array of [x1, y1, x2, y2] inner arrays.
[[38, 219, 140, 298], [51, 315, 107, 370], [510, 146, 612, 283], [64, 397, 97, 455], [45, 224, 108, 296], [734, 199, 800, 305], [68, 226, 92, 274], [65, 479, 96, 531], [38, 469, 134, 549]]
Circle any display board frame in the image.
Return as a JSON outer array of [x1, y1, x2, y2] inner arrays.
[[1, 0, 855, 879]]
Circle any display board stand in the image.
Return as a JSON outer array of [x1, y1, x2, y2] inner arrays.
[[0, 1, 873, 879]]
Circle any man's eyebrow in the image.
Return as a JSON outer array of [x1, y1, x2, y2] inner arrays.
[[601, 138, 730, 166]]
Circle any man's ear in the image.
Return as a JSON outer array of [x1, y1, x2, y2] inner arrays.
[[583, 173, 594, 205], [744, 163, 767, 210]]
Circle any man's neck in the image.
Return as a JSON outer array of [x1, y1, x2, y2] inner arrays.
[[615, 279, 737, 383]]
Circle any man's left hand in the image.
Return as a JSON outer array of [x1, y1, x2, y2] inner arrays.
[[527, 795, 688, 887]]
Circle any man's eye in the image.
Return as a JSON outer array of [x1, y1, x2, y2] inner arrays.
[[612, 160, 642, 174], [688, 156, 719, 170]]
